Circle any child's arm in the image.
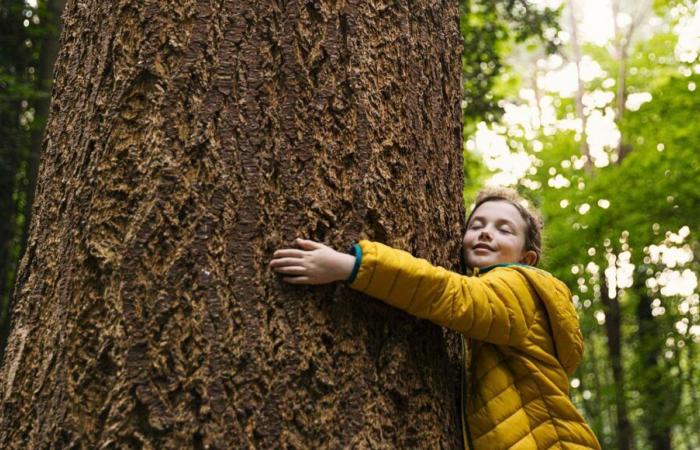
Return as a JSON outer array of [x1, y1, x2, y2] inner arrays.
[[347, 240, 536, 345], [270, 239, 536, 346]]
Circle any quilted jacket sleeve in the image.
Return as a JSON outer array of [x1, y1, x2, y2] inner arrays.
[[348, 240, 537, 346]]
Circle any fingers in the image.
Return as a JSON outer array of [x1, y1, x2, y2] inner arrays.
[[269, 257, 305, 268], [271, 238, 322, 259], [272, 249, 306, 259], [283, 276, 312, 284], [294, 238, 323, 250], [271, 265, 307, 275]]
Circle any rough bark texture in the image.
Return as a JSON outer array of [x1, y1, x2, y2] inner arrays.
[[0, 0, 465, 448]]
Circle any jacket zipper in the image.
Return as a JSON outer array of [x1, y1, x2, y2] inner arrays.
[[460, 267, 480, 450], [461, 335, 475, 450]]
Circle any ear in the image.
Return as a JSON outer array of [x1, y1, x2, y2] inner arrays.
[[519, 250, 538, 266]]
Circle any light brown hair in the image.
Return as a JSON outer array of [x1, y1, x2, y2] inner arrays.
[[466, 187, 544, 266]]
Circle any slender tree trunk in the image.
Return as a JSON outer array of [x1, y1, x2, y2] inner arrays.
[[0, 0, 31, 362], [0, 110, 20, 360], [684, 331, 700, 450], [0, 1, 465, 448], [530, 52, 545, 130], [613, 14, 633, 163], [636, 283, 675, 450], [589, 333, 606, 439], [566, 0, 591, 168], [0, 101, 21, 363], [610, 0, 649, 164], [610, 0, 624, 124], [600, 278, 633, 450]]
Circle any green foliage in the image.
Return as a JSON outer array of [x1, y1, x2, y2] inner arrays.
[[462, 139, 489, 205], [460, 0, 562, 212], [542, 74, 700, 270], [653, 0, 697, 15], [460, 0, 561, 127]]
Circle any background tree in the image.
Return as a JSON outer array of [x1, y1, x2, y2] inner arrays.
[[0, 0, 32, 361]]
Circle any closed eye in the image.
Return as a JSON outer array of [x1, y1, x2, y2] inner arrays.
[[468, 220, 485, 229]]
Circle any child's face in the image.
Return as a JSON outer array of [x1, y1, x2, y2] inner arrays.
[[463, 200, 535, 269]]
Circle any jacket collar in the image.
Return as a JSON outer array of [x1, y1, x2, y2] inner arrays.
[[473, 262, 530, 276]]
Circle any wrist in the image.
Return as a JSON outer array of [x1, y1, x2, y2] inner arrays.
[[334, 251, 356, 282]]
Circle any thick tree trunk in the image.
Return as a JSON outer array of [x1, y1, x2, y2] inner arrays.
[[0, 0, 465, 448]]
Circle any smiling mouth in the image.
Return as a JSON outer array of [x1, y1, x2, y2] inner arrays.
[[473, 244, 495, 251]]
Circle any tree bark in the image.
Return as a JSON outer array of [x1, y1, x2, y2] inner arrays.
[[0, 0, 465, 448]]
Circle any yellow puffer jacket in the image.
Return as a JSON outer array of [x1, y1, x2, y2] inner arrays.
[[348, 241, 601, 450]]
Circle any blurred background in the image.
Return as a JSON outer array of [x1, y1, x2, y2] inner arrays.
[[1, 0, 698, 448], [461, 1, 700, 449]]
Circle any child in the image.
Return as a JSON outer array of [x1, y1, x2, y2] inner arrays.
[[269, 187, 601, 449]]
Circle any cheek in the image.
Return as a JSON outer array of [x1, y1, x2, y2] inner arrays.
[[506, 236, 527, 254], [462, 234, 473, 254], [463, 232, 475, 248]]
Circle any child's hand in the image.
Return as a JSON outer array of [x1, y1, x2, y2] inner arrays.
[[269, 238, 356, 285]]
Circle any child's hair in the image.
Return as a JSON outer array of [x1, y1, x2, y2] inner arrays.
[[466, 187, 544, 266]]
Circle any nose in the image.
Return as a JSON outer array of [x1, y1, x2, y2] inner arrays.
[[478, 229, 492, 241]]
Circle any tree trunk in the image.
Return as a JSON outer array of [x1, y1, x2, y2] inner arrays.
[[0, 1, 465, 448], [566, 0, 591, 168], [610, 0, 649, 164], [636, 283, 676, 450], [600, 278, 633, 450]]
